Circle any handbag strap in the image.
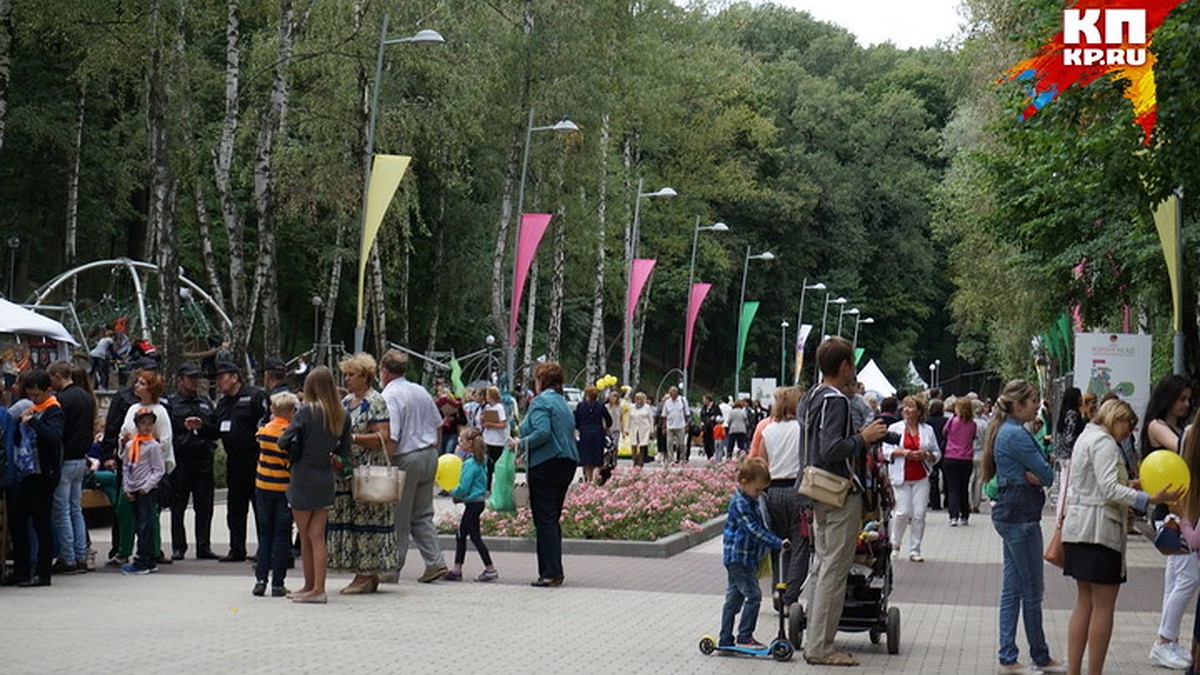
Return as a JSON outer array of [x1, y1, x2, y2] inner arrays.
[[1056, 462, 1071, 527]]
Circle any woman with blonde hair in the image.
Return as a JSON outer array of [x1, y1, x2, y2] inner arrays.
[[1064, 399, 1179, 675], [327, 353, 398, 595], [278, 366, 351, 603], [882, 395, 940, 562], [627, 391, 654, 467], [981, 379, 1064, 674]]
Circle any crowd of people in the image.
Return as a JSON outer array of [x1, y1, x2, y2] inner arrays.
[[0, 349, 586, 600]]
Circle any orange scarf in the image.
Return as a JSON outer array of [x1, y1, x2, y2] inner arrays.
[[129, 433, 156, 463], [29, 395, 60, 414]]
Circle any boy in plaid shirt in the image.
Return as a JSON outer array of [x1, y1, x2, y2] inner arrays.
[[719, 456, 787, 648]]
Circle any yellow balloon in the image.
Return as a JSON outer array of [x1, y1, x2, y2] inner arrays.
[[435, 453, 462, 492], [1140, 449, 1191, 497]]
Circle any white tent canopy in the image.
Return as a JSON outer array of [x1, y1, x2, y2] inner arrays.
[[906, 360, 929, 390], [0, 298, 78, 345], [858, 358, 896, 397]]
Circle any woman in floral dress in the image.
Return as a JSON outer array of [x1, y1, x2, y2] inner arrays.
[[327, 352, 399, 594]]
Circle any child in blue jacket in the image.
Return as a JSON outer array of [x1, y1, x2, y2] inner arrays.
[[445, 427, 498, 582], [719, 456, 787, 648]]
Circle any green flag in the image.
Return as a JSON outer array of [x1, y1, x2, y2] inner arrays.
[[736, 301, 761, 380], [1056, 312, 1073, 365], [450, 358, 465, 398], [854, 348, 865, 367]]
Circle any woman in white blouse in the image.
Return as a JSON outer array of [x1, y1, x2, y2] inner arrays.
[[882, 396, 940, 562]]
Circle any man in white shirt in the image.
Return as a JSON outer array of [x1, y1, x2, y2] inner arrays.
[[379, 349, 448, 583], [661, 386, 691, 464]]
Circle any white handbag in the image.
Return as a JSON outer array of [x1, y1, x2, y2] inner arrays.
[[351, 443, 406, 504]]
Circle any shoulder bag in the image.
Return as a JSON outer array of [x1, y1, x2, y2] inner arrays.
[[351, 432, 406, 504], [1043, 463, 1068, 567], [797, 386, 852, 508]]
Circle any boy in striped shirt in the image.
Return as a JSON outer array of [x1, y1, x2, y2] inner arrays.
[[253, 391, 298, 597]]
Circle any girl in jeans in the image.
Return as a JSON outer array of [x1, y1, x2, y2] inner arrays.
[[981, 379, 1066, 674]]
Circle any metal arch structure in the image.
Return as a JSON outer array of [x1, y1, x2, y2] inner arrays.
[[28, 258, 234, 340]]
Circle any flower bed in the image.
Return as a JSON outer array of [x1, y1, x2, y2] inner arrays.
[[436, 461, 738, 541]]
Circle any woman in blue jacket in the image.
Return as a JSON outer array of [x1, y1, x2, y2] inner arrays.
[[981, 379, 1066, 674], [514, 362, 579, 587]]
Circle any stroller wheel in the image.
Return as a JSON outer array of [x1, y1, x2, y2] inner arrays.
[[869, 628, 881, 644], [787, 604, 806, 650], [886, 607, 901, 655]]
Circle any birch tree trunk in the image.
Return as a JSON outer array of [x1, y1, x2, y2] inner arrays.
[[192, 180, 226, 309], [148, 7, 180, 377], [545, 166, 567, 361], [621, 137, 634, 386], [522, 259, 538, 367], [491, 130, 521, 340], [213, 0, 247, 360], [368, 238, 388, 354], [426, 190, 446, 354], [585, 112, 610, 382], [249, 0, 300, 356], [65, 87, 85, 305], [0, 0, 10, 153]]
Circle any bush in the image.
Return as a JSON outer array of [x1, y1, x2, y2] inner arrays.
[[437, 461, 738, 541]]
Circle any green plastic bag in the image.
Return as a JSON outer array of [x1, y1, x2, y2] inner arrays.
[[983, 476, 999, 501], [487, 448, 517, 513]]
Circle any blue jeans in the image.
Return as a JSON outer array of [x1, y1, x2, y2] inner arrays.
[[992, 519, 1050, 666], [720, 563, 762, 645], [254, 489, 293, 587], [53, 459, 89, 564]]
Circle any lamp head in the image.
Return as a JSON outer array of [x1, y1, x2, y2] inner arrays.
[[808, 282, 826, 290], [844, 307, 860, 316], [550, 119, 579, 133], [781, 320, 790, 328], [403, 28, 445, 44], [751, 251, 775, 261], [861, 317, 875, 324], [651, 187, 677, 198], [831, 296, 847, 305], [708, 222, 729, 232], [311, 295, 324, 307]]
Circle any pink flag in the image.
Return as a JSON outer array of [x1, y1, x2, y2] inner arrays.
[[684, 283, 711, 370], [509, 213, 553, 346], [626, 259, 657, 324]]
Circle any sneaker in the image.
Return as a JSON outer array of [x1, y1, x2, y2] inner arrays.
[[1169, 641, 1194, 667], [271, 585, 289, 597], [950, 518, 959, 527], [1031, 659, 1067, 673], [735, 638, 767, 649], [443, 570, 463, 581], [1150, 641, 1192, 669], [106, 555, 129, 568], [997, 662, 1028, 674], [476, 569, 499, 582], [121, 563, 151, 576], [252, 581, 267, 596], [418, 566, 449, 583]]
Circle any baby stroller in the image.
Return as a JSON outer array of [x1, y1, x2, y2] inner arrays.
[[789, 443, 901, 655]]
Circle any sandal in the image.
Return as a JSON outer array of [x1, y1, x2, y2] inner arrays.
[[805, 651, 859, 666]]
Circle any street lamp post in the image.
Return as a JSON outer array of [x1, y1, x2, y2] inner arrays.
[[504, 110, 579, 394], [820, 295, 847, 341], [311, 294, 323, 352], [934, 359, 941, 390], [735, 246, 775, 397], [779, 320, 790, 383], [838, 307, 860, 336], [622, 178, 676, 388], [682, 218, 729, 397], [793, 279, 825, 385], [929, 363, 936, 390], [6, 236, 20, 299], [852, 316, 874, 349], [354, 16, 444, 354]]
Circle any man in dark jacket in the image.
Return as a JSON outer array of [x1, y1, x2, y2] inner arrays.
[[3, 369, 64, 587], [213, 360, 268, 562], [168, 362, 221, 560], [796, 337, 886, 666], [48, 361, 95, 574]]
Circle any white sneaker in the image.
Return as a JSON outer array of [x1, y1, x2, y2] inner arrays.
[[1149, 641, 1191, 669], [997, 662, 1028, 674], [1168, 641, 1193, 667], [1030, 659, 1067, 673], [950, 518, 959, 527]]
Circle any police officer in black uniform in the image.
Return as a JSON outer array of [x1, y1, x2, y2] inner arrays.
[[168, 362, 221, 560], [213, 360, 268, 562]]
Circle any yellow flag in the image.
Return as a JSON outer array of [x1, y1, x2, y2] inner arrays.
[[1152, 194, 1180, 331], [357, 154, 411, 325]]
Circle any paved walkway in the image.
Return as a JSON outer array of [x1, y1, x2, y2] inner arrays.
[[3, 473, 1193, 673]]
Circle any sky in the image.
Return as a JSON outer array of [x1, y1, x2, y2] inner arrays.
[[767, 0, 966, 49]]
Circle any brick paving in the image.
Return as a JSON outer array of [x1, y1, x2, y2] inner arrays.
[[2, 470, 1192, 674]]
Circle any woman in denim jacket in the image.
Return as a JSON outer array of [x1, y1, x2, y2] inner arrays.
[[981, 379, 1065, 674]]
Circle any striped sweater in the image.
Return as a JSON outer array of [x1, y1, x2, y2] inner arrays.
[[255, 416, 291, 492]]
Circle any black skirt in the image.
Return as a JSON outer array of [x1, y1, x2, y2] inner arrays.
[[1063, 542, 1125, 585]]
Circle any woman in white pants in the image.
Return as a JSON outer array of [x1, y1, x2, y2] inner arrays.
[[883, 396, 941, 562], [1143, 374, 1195, 670]]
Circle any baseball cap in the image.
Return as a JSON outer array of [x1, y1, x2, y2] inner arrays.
[[177, 362, 202, 377], [214, 361, 242, 376]]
